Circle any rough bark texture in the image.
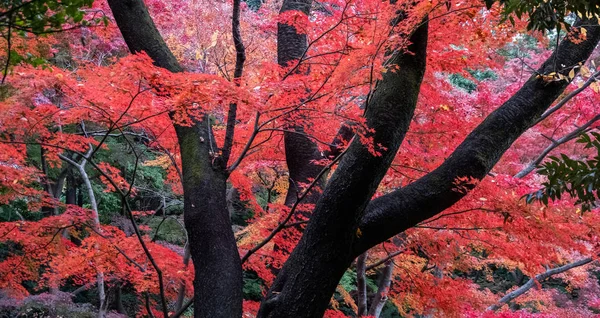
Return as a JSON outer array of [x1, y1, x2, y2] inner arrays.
[[175, 123, 242, 317], [277, 0, 327, 206], [258, 21, 429, 318], [107, 1, 242, 316]]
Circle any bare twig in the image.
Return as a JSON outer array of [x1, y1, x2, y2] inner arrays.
[[240, 145, 349, 264], [366, 249, 407, 271], [228, 111, 260, 172], [516, 114, 600, 178], [534, 70, 600, 125], [487, 257, 594, 311]]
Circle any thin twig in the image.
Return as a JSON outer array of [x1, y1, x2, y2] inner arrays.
[[240, 145, 349, 264]]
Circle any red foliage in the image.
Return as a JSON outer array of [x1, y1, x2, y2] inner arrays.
[[1, 0, 600, 316]]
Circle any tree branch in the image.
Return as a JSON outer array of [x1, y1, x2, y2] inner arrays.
[[221, 0, 246, 167], [515, 113, 600, 178], [353, 19, 600, 257], [487, 257, 594, 311], [534, 70, 600, 126]]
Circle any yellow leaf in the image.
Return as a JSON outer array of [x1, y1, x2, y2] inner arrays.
[[581, 65, 590, 77], [208, 31, 219, 49], [356, 228, 362, 238], [569, 68, 575, 79], [592, 82, 600, 93]]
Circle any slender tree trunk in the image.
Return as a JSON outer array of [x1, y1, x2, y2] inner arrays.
[[40, 146, 55, 216], [174, 245, 191, 312], [356, 253, 368, 317], [277, 0, 326, 207], [60, 152, 106, 318], [368, 260, 393, 318], [114, 285, 126, 314], [66, 169, 77, 205]]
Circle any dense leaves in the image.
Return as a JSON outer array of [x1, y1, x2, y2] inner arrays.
[[487, 0, 600, 31], [529, 132, 600, 212]]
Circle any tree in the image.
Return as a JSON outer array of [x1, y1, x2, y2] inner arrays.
[[101, 0, 600, 316], [3, 0, 600, 317]]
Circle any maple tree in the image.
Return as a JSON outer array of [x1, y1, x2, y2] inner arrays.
[[3, 0, 600, 317]]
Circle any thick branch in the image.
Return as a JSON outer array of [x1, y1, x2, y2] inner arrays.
[[353, 19, 600, 257], [106, 0, 182, 73]]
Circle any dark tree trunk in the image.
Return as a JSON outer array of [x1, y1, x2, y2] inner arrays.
[[107, 1, 242, 316], [277, 0, 328, 206], [66, 169, 77, 205], [258, 19, 429, 318], [259, 18, 600, 318], [40, 146, 55, 216], [114, 285, 126, 314], [175, 123, 242, 317], [77, 186, 83, 207]]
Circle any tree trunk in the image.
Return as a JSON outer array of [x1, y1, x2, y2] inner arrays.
[[356, 253, 368, 317], [258, 19, 429, 318], [368, 260, 393, 318], [65, 169, 77, 205], [277, 0, 327, 207], [175, 123, 243, 317], [114, 285, 126, 314], [107, 1, 243, 316], [60, 151, 106, 318]]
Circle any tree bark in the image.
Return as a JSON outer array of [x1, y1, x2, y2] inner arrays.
[[352, 19, 600, 257], [258, 19, 429, 318], [106, 1, 242, 316], [175, 123, 242, 317], [368, 260, 393, 318], [277, 0, 328, 206], [356, 252, 368, 317]]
